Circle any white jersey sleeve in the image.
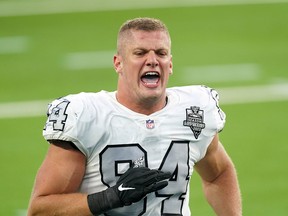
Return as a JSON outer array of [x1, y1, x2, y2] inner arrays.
[[43, 93, 102, 157], [200, 85, 226, 135]]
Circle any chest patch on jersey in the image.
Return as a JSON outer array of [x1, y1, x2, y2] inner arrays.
[[183, 106, 206, 139], [146, 119, 155, 129]]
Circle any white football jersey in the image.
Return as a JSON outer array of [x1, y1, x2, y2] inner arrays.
[[43, 85, 226, 216]]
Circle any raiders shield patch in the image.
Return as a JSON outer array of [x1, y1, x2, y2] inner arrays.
[[183, 106, 206, 139]]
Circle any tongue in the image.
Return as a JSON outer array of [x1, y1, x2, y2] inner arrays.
[[142, 77, 159, 84]]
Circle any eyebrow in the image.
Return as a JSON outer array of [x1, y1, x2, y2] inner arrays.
[[133, 47, 169, 52]]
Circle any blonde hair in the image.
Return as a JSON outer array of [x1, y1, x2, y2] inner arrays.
[[117, 17, 171, 53]]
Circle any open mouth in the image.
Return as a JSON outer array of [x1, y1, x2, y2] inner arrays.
[[141, 72, 160, 87]]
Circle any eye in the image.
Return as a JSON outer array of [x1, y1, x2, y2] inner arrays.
[[134, 49, 146, 56], [156, 50, 168, 57], [134, 51, 143, 56]]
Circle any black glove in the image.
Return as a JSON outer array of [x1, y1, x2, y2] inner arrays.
[[111, 167, 171, 205], [87, 167, 171, 215]]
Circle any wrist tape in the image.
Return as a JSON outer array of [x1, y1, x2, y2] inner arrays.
[[87, 187, 123, 215]]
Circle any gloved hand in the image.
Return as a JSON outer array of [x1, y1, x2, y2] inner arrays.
[[87, 167, 171, 215], [111, 166, 171, 206]]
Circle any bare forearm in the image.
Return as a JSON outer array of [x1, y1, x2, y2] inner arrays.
[[202, 164, 242, 216], [27, 193, 92, 216]]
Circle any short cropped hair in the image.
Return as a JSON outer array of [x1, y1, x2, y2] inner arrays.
[[117, 17, 171, 53]]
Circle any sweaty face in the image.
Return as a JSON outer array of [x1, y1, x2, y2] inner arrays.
[[114, 30, 173, 105]]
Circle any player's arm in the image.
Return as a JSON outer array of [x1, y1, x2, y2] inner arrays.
[[27, 140, 92, 216], [28, 140, 171, 216], [194, 134, 242, 216]]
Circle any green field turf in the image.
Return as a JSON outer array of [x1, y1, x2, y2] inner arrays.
[[1, 1, 288, 215]]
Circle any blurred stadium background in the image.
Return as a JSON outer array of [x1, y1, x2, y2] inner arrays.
[[1, 0, 288, 215]]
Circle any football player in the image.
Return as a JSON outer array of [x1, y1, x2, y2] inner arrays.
[[28, 17, 242, 216]]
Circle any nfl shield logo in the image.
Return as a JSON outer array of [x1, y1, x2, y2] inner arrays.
[[146, 119, 155, 129]]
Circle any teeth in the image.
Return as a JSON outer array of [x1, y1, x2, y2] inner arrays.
[[145, 72, 159, 76]]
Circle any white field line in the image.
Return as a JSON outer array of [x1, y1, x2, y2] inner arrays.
[[63, 50, 115, 70], [0, 0, 288, 17], [0, 36, 29, 54], [0, 83, 288, 119], [182, 63, 260, 83], [0, 100, 51, 119], [217, 83, 288, 104]]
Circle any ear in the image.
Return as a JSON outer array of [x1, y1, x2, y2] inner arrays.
[[169, 55, 173, 75], [114, 54, 123, 74]]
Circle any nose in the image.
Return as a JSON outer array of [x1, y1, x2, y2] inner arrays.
[[146, 51, 158, 67]]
